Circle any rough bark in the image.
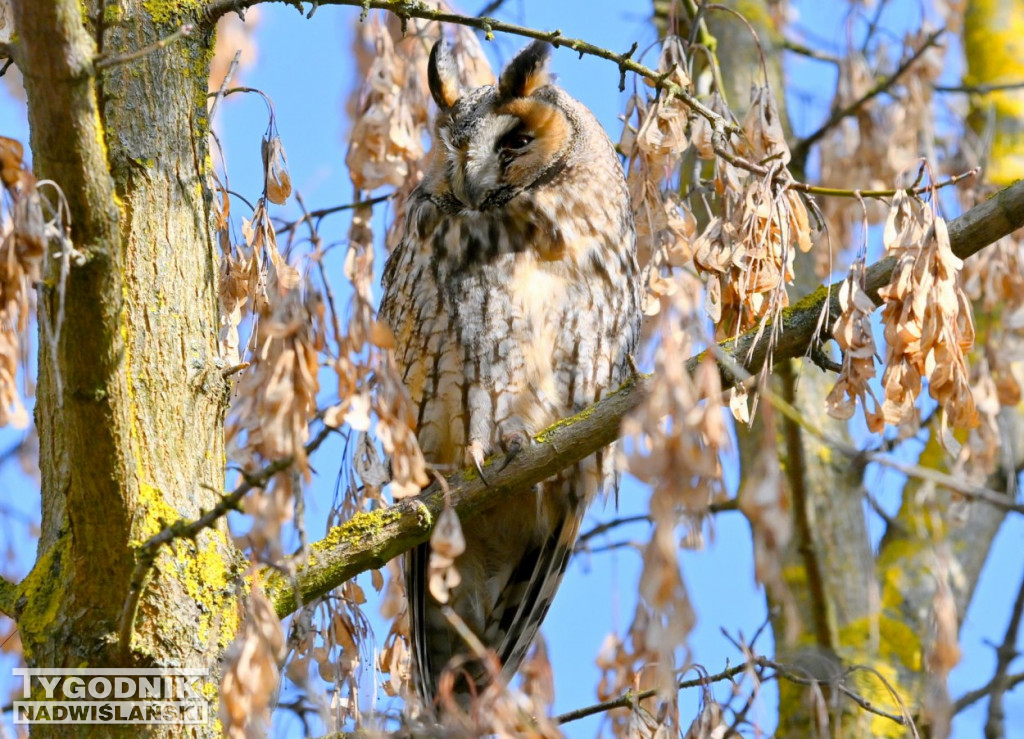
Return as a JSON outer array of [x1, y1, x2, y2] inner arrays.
[[10, 1, 238, 735]]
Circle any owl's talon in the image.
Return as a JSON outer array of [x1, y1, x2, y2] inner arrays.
[[469, 442, 491, 487], [497, 430, 527, 472], [473, 455, 492, 487]]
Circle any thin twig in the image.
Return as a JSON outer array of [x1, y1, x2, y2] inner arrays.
[[709, 343, 1024, 517], [577, 514, 650, 545], [295, 191, 345, 359], [859, 0, 893, 56], [202, 0, 741, 134], [935, 81, 1024, 94], [94, 24, 194, 71], [554, 662, 751, 724], [555, 654, 913, 730], [200, 1, 972, 200], [783, 37, 841, 65], [954, 672, 1024, 714], [208, 49, 243, 122], [980, 569, 1024, 733], [275, 193, 392, 235], [475, 0, 510, 17]]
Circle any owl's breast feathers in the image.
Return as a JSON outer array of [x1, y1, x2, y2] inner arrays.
[[381, 158, 638, 465]]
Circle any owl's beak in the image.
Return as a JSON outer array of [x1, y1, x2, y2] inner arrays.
[[454, 152, 500, 210], [459, 180, 487, 210]]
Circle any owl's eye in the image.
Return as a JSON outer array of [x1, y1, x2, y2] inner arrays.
[[499, 131, 534, 151]]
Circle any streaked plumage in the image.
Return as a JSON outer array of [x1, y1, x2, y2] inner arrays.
[[379, 38, 640, 705]]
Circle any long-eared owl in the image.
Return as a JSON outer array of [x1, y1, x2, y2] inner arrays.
[[379, 38, 640, 704]]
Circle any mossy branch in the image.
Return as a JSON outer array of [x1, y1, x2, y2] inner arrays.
[[0, 575, 17, 619], [266, 178, 1024, 618]]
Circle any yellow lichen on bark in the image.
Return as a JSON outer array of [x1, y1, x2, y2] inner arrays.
[[964, 0, 1024, 184]]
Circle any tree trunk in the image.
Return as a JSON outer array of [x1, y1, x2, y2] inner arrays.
[[10, 1, 238, 735]]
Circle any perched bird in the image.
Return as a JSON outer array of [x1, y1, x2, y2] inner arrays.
[[379, 38, 640, 705]]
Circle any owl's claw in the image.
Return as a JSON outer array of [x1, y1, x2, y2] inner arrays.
[[468, 441, 491, 487], [473, 456, 492, 487], [497, 430, 527, 472]]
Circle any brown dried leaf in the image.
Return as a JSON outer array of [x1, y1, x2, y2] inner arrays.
[[428, 506, 466, 604], [219, 581, 284, 739], [519, 636, 555, 711], [742, 84, 790, 165], [262, 134, 292, 205], [827, 262, 884, 429], [877, 191, 977, 436]]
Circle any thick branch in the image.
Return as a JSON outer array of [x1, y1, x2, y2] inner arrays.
[[266, 377, 643, 616], [266, 178, 1024, 617]]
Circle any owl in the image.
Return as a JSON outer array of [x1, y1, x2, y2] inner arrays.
[[379, 38, 640, 706]]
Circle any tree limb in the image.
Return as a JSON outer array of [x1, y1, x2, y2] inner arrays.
[[265, 178, 1024, 618], [203, 0, 734, 131]]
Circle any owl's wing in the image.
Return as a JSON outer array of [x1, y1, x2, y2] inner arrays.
[[407, 482, 587, 702], [405, 540, 438, 701], [487, 488, 586, 684]]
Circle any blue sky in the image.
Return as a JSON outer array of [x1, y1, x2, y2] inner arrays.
[[0, 1, 1021, 736]]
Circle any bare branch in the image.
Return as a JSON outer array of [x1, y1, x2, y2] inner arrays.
[[577, 514, 651, 547], [554, 654, 915, 731], [275, 193, 392, 235], [935, 81, 1024, 94], [791, 28, 945, 170], [710, 346, 1024, 516], [200, 1, 971, 201], [980, 569, 1024, 734], [955, 672, 1024, 715], [265, 375, 644, 617], [554, 662, 750, 725], [264, 178, 1024, 619], [474, 0, 510, 16], [202, 1, 738, 134], [783, 37, 841, 65]]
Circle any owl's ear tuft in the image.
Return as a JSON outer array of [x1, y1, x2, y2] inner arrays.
[[499, 41, 552, 99], [428, 40, 463, 110]]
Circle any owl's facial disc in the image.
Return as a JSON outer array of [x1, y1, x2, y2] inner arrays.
[[442, 98, 571, 212], [429, 39, 572, 212]]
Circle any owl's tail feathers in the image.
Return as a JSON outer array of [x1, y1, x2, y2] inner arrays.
[[488, 496, 585, 684], [406, 490, 587, 714]]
